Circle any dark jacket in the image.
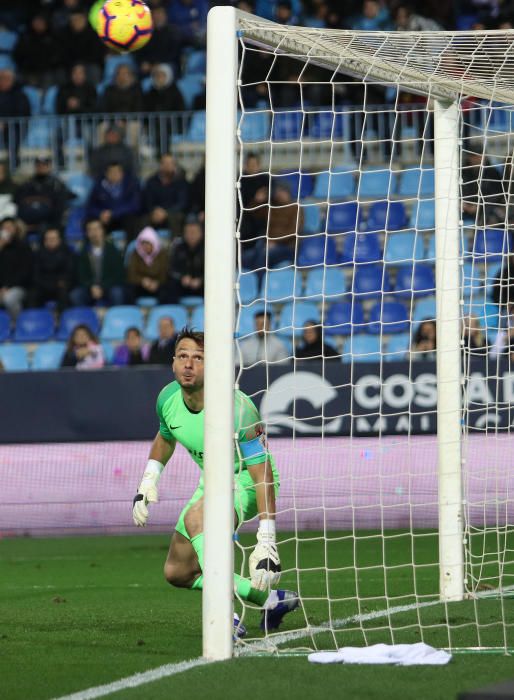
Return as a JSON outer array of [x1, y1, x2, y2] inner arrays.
[[98, 84, 144, 113], [33, 243, 75, 293], [57, 81, 97, 115], [168, 238, 204, 283], [76, 242, 125, 290], [143, 172, 189, 213], [58, 25, 105, 68], [147, 337, 176, 365], [493, 255, 514, 306], [86, 175, 141, 221], [143, 85, 185, 113], [0, 237, 33, 288], [15, 174, 75, 227], [89, 143, 136, 179], [296, 340, 339, 359], [136, 25, 181, 69], [0, 82, 31, 119], [14, 28, 62, 75]]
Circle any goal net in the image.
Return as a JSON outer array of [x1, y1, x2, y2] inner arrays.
[[203, 8, 514, 657]]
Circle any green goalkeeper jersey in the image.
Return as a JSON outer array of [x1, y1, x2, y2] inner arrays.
[[156, 381, 278, 478]]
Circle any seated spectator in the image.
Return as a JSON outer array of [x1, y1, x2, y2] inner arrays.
[[0, 162, 17, 220], [143, 153, 189, 235], [275, 0, 298, 24], [97, 64, 144, 114], [238, 311, 289, 366], [13, 13, 63, 88], [15, 157, 75, 232], [89, 125, 136, 179], [462, 315, 487, 356], [59, 8, 105, 84], [491, 309, 514, 359], [136, 5, 182, 77], [412, 319, 436, 361], [52, 0, 84, 31], [167, 0, 209, 46], [61, 324, 105, 369], [392, 3, 442, 31], [255, 185, 304, 268], [86, 162, 141, 238], [28, 227, 75, 311], [0, 69, 31, 159], [350, 0, 391, 30], [147, 316, 177, 365], [492, 254, 514, 307], [239, 152, 269, 269], [126, 226, 168, 302], [144, 64, 185, 112], [295, 320, 339, 359], [162, 219, 204, 303], [461, 148, 504, 227], [113, 327, 149, 366], [57, 64, 97, 116], [70, 218, 125, 306], [189, 162, 205, 221], [0, 216, 32, 319]]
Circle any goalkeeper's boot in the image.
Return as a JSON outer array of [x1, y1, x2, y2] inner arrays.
[[233, 613, 247, 640], [260, 590, 299, 631]]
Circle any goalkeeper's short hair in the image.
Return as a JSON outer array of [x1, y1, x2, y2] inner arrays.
[[175, 327, 204, 352]]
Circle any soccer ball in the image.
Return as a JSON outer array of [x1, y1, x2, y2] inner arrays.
[[97, 0, 153, 53]]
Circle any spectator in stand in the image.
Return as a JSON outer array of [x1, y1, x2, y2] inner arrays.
[[70, 218, 125, 306], [0, 216, 33, 319], [167, 0, 209, 46], [136, 5, 182, 77], [113, 327, 149, 366], [275, 0, 298, 25], [147, 316, 177, 365], [86, 162, 141, 238], [412, 320, 436, 361], [52, 0, 83, 31], [14, 13, 63, 88], [350, 0, 392, 30], [0, 69, 31, 161], [462, 315, 487, 356], [490, 310, 514, 359], [15, 157, 75, 233], [492, 253, 514, 308], [0, 162, 17, 220], [295, 320, 339, 359], [59, 8, 105, 84], [61, 324, 105, 369], [392, 3, 442, 31], [57, 63, 97, 116], [28, 227, 75, 311], [143, 63, 185, 113], [255, 185, 304, 268], [239, 152, 268, 269], [189, 162, 205, 221], [89, 125, 136, 179], [162, 219, 204, 302], [143, 153, 189, 235], [461, 149, 504, 227], [97, 64, 144, 114], [238, 311, 289, 366], [126, 226, 169, 302]]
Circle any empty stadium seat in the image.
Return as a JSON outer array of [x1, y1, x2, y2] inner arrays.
[[353, 264, 392, 298], [341, 232, 382, 264], [191, 305, 204, 330], [56, 307, 100, 341], [301, 204, 322, 234], [366, 201, 407, 232], [102, 342, 114, 364], [342, 335, 381, 362], [240, 110, 271, 143], [394, 264, 435, 297], [0, 344, 29, 371], [409, 199, 436, 229], [0, 310, 10, 342], [184, 49, 206, 74], [261, 267, 299, 302], [303, 267, 347, 300], [64, 206, 86, 244], [62, 172, 93, 207], [272, 110, 303, 141], [412, 296, 436, 325], [277, 301, 320, 336], [368, 301, 410, 334], [22, 86, 41, 115], [42, 85, 58, 115], [176, 74, 204, 110], [100, 306, 143, 341], [145, 305, 188, 340], [297, 235, 339, 267], [24, 117, 52, 148], [397, 168, 435, 197], [14, 310, 54, 342], [358, 169, 394, 199], [32, 342, 66, 370], [312, 169, 355, 201], [472, 228, 511, 261], [236, 303, 265, 339], [326, 202, 360, 233], [384, 333, 411, 361], [276, 171, 314, 200], [238, 272, 259, 304], [325, 301, 364, 336], [461, 262, 485, 302], [0, 29, 17, 53], [384, 230, 425, 265], [307, 109, 347, 140], [186, 111, 206, 142]]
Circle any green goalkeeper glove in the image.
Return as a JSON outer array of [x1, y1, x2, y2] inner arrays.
[[132, 460, 164, 527]]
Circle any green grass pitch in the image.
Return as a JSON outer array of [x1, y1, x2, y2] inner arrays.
[[1, 532, 513, 700]]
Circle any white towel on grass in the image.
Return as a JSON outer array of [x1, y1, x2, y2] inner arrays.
[[308, 642, 451, 666]]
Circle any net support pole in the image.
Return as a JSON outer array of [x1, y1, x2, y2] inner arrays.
[[434, 98, 464, 603], [203, 5, 238, 660]]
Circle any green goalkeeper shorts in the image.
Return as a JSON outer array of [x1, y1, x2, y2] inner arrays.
[[175, 470, 280, 541]]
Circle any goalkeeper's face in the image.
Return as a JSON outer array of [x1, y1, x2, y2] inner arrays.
[[172, 338, 204, 390]]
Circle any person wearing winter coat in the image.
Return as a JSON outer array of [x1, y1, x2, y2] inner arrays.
[[0, 217, 33, 318], [86, 163, 141, 238], [29, 227, 75, 310], [126, 227, 169, 302], [161, 219, 204, 303]]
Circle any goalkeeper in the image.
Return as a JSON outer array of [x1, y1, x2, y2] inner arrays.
[[132, 328, 298, 634]]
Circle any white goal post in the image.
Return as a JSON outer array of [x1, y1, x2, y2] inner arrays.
[[203, 6, 514, 660]]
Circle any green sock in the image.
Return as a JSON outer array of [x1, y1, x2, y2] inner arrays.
[[189, 533, 268, 606]]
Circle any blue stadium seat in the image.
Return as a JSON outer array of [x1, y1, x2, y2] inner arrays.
[[239, 271, 259, 304], [236, 303, 265, 339], [301, 204, 322, 233], [366, 201, 407, 232], [384, 230, 425, 265], [275, 171, 314, 200], [297, 235, 339, 267], [412, 296, 436, 325], [0, 29, 17, 53], [303, 267, 347, 300], [325, 301, 364, 336], [136, 296, 158, 309], [14, 310, 54, 342], [64, 205, 86, 244], [103, 54, 136, 82], [145, 305, 188, 340], [0, 310, 10, 342], [342, 335, 381, 363], [102, 342, 114, 364], [56, 307, 100, 341], [62, 172, 93, 207], [394, 264, 435, 297], [100, 306, 143, 341], [179, 296, 204, 307], [353, 264, 392, 298], [425, 233, 436, 260], [461, 262, 485, 302], [32, 342, 66, 370], [368, 301, 410, 334], [186, 111, 206, 143], [409, 199, 436, 229], [191, 305, 204, 330], [276, 301, 320, 336], [312, 169, 355, 201], [384, 333, 411, 361], [326, 202, 360, 233], [341, 232, 382, 264], [184, 49, 206, 74], [397, 168, 435, 197], [22, 86, 41, 115], [463, 302, 499, 335], [0, 344, 29, 371], [176, 74, 204, 110], [240, 110, 270, 142], [358, 169, 393, 199], [307, 109, 347, 140], [261, 267, 299, 302], [272, 110, 303, 141], [472, 228, 511, 261], [42, 85, 59, 115], [24, 117, 52, 148]]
